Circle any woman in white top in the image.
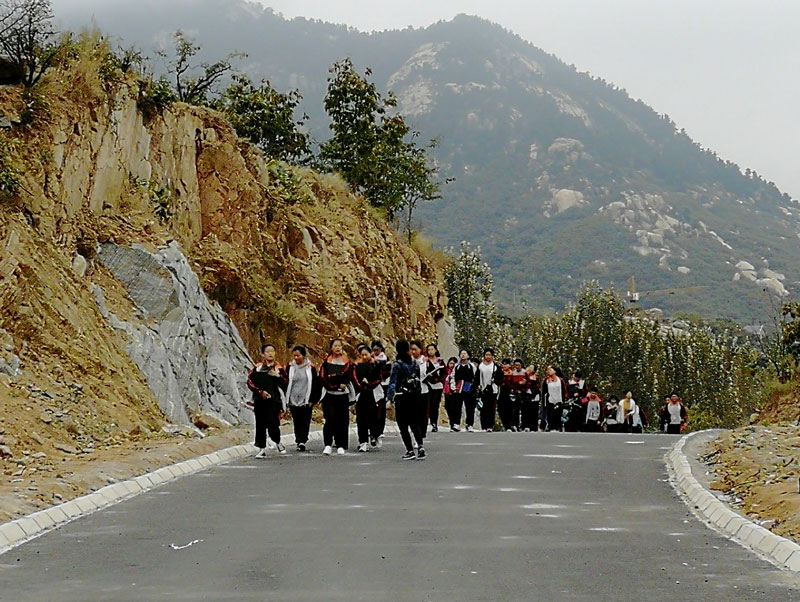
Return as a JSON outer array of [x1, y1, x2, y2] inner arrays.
[[476, 348, 502, 432]]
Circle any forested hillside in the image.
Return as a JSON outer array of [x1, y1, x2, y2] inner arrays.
[[56, 0, 800, 323]]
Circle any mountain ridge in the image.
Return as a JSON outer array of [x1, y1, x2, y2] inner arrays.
[[54, 1, 800, 323]]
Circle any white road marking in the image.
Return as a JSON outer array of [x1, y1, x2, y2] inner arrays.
[[524, 454, 589, 459]]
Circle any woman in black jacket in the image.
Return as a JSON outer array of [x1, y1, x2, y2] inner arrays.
[[319, 338, 353, 455], [352, 344, 384, 452], [447, 349, 477, 431], [247, 344, 288, 457]]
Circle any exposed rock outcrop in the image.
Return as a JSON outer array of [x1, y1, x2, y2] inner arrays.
[[95, 242, 252, 425]]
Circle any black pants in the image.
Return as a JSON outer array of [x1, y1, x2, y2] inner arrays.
[[417, 390, 429, 439], [520, 396, 538, 431], [464, 394, 478, 427], [427, 389, 443, 427], [289, 404, 312, 444], [583, 419, 601, 432], [546, 404, 561, 432], [375, 397, 387, 437], [497, 390, 510, 430], [478, 389, 496, 430], [667, 423, 682, 435], [356, 391, 380, 444], [395, 394, 424, 451], [322, 394, 350, 449], [445, 393, 461, 426], [254, 400, 281, 447]]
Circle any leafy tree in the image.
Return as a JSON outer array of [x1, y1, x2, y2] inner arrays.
[[214, 74, 311, 164], [781, 301, 800, 366], [320, 58, 439, 219], [0, 0, 57, 87], [444, 242, 501, 355], [158, 31, 242, 106]]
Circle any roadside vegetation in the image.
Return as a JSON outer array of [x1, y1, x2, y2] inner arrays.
[[446, 243, 800, 430]]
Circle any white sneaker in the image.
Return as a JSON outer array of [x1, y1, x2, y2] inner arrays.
[[376, 435, 384, 448], [524, 428, 531, 432], [276, 442, 287, 454], [255, 448, 267, 459], [266, 439, 277, 450], [466, 425, 474, 432], [323, 445, 332, 456], [337, 447, 346, 455], [358, 443, 368, 452]]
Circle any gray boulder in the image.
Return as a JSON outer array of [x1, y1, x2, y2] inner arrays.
[[96, 242, 253, 426]]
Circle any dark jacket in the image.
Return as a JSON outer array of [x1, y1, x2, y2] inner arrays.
[[386, 357, 420, 403], [451, 361, 477, 394], [319, 358, 352, 393], [351, 361, 382, 392], [247, 362, 288, 404]]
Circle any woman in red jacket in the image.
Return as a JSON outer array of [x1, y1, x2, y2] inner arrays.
[[503, 359, 529, 432], [352, 344, 384, 452]]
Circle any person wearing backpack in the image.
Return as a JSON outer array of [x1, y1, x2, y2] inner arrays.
[[386, 339, 426, 460]]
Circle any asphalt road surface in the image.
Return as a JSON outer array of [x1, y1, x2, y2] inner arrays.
[[2, 430, 799, 601]]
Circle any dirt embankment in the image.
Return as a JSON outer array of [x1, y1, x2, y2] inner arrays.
[[703, 383, 800, 543]]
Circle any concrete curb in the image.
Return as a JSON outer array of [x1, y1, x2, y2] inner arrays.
[[667, 430, 800, 572], [0, 422, 401, 556]]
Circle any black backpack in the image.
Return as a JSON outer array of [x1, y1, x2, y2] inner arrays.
[[396, 360, 421, 396]]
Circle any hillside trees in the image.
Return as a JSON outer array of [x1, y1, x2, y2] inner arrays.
[[213, 74, 311, 164], [509, 284, 758, 428], [0, 0, 58, 87], [320, 58, 440, 221], [444, 242, 503, 355]]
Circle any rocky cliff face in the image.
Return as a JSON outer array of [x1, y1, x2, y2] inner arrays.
[[0, 49, 446, 466]]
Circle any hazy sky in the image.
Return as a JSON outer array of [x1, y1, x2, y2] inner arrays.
[[51, 0, 800, 200], [259, 0, 800, 201]]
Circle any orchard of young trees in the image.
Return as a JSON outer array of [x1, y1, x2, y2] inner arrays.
[[446, 243, 763, 429]]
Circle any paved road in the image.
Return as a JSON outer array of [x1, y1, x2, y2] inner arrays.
[[1, 430, 799, 601]]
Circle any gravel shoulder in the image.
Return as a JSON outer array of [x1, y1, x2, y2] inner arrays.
[[0, 427, 253, 523], [702, 425, 800, 543]]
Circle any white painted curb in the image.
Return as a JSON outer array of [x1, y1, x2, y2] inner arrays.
[[667, 430, 800, 572], [0, 423, 401, 555]]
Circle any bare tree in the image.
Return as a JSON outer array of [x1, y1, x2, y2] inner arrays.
[[0, 0, 57, 87], [158, 31, 243, 106]]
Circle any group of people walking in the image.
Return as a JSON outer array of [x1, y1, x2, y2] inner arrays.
[[246, 340, 690, 460]]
